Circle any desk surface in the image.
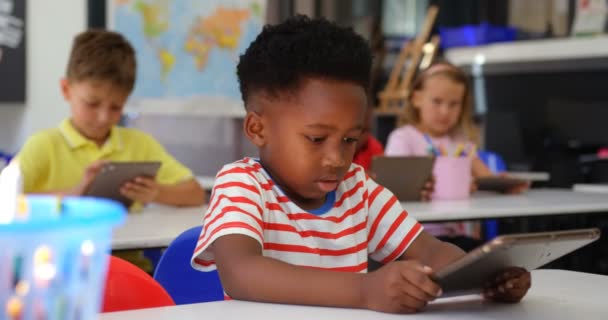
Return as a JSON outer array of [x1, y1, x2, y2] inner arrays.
[[99, 269, 607, 320], [573, 184, 608, 194], [112, 205, 203, 250], [402, 188, 608, 222], [112, 189, 608, 250]]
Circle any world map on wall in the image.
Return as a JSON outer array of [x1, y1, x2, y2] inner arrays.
[[110, 0, 266, 113]]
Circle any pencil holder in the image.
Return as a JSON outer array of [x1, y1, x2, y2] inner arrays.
[[432, 157, 472, 200], [1, 196, 125, 320]]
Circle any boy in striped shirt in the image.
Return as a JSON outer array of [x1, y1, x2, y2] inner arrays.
[[192, 15, 530, 313]]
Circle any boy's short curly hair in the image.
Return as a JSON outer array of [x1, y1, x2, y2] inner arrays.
[[66, 29, 136, 92], [237, 15, 372, 108]]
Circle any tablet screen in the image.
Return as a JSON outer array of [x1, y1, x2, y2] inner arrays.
[[432, 228, 600, 296], [85, 161, 161, 208]]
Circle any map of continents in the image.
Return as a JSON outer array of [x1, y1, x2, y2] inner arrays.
[[111, 0, 265, 111]]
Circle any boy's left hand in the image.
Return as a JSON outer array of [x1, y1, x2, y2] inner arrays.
[[483, 267, 531, 303], [120, 176, 160, 204]]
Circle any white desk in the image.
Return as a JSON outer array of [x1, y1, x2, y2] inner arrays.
[[111, 205, 204, 250], [112, 189, 608, 250], [402, 189, 608, 222], [573, 184, 608, 194], [99, 269, 607, 320]]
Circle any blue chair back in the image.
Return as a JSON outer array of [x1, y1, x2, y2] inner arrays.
[[153, 226, 224, 304], [0, 151, 14, 169], [477, 150, 507, 240], [477, 150, 506, 173]]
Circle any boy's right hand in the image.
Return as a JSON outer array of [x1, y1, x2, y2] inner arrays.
[[71, 160, 108, 195], [362, 260, 442, 313]]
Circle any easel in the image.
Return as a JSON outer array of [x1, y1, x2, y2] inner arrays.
[[377, 5, 440, 114]]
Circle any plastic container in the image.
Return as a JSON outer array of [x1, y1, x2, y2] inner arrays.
[[439, 23, 517, 49], [0, 196, 126, 320], [432, 157, 472, 200]]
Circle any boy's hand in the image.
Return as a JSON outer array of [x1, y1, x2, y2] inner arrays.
[[483, 267, 531, 303], [72, 160, 108, 195], [120, 176, 160, 204], [362, 260, 442, 313], [420, 177, 435, 202]]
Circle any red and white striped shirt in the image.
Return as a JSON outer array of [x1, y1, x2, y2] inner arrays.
[[191, 158, 423, 273]]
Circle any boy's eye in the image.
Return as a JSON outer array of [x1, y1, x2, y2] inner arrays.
[[344, 137, 359, 144], [307, 136, 326, 144], [432, 98, 442, 105]]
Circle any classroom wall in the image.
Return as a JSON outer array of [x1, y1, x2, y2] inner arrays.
[[0, 0, 85, 153]]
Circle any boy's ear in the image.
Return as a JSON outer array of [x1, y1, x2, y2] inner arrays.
[[243, 111, 266, 147], [60, 78, 70, 100]]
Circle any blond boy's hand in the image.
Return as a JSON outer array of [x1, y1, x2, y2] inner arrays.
[[120, 176, 160, 204], [362, 260, 441, 313], [71, 160, 108, 195]]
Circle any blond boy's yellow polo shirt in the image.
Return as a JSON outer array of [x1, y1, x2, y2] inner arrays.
[[17, 118, 193, 195]]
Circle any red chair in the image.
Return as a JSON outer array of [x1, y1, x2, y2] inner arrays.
[[102, 256, 175, 312]]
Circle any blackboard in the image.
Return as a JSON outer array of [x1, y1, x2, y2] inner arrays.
[[0, 0, 25, 102]]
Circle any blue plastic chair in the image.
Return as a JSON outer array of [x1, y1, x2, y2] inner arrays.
[[153, 226, 224, 304], [477, 151, 507, 173], [0, 151, 14, 168], [477, 151, 507, 240]]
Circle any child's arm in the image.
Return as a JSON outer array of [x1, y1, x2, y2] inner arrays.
[[121, 177, 205, 206], [213, 234, 442, 314], [472, 157, 494, 178], [398, 231, 465, 269], [156, 177, 206, 206], [132, 134, 205, 205], [23, 160, 107, 196]]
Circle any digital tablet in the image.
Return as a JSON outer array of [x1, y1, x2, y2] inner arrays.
[[476, 176, 528, 193], [431, 228, 601, 297], [372, 156, 435, 201], [85, 161, 161, 208]]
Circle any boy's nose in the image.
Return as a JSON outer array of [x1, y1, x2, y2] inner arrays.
[[323, 149, 347, 169], [97, 111, 111, 124]]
